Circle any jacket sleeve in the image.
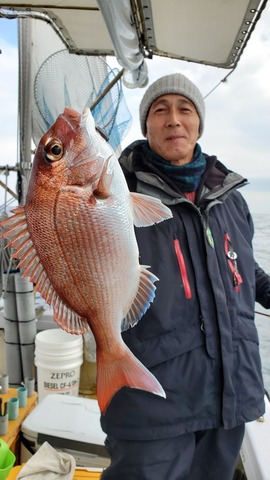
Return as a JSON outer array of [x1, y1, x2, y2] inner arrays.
[[255, 261, 270, 309], [241, 192, 270, 309]]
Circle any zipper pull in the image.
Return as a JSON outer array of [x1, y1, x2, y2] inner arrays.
[[206, 227, 215, 249], [233, 270, 243, 292], [200, 315, 205, 333], [224, 233, 243, 291]]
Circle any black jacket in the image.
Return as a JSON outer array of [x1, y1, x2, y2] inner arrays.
[[101, 141, 270, 440]]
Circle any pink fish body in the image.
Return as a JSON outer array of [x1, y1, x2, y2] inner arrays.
[[1, 108, 172, 412]]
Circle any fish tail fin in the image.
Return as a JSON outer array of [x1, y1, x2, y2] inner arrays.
[[97, 348, 166, 414]]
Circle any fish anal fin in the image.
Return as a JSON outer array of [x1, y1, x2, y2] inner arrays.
[[53, 304, 89, 335], [32, 269, 89, 334], [121, 265, 158, 331], [130, 192, 172, 227], [97, 347, 166, 414]]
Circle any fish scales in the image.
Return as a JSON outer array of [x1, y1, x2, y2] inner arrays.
[[54, 189, 137, 319], [0, 107, 173, 413]]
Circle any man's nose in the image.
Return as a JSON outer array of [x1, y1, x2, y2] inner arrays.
[[166, 110, 181, 126]]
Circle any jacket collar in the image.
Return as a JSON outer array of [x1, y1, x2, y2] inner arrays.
[[119, 141, 248, 205]]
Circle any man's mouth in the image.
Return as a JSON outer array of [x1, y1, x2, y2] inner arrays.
[[166, 135, 185, 141]]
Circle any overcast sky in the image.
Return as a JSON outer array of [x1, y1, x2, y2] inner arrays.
[[0, 3, 270, 214]]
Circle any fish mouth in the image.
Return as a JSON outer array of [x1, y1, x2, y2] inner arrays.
[[81, 108, 108, 140], [56, 106, 110, 185], [63, 107, 108, 140], [63, 107, 89, 129]]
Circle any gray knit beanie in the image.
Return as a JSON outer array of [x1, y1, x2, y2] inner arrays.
[[139, 73, 205, 137]]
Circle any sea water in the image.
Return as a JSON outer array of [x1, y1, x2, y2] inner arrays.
[[253, 213, 270, 393]]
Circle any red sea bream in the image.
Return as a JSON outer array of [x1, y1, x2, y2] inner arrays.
[[0, 107, 172, 412]]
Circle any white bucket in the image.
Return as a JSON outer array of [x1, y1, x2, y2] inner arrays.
[[34, 329, 83, 402]]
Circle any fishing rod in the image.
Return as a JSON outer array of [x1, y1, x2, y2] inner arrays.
[[255, 310, 270, 319], [90, 68, 124, 112]]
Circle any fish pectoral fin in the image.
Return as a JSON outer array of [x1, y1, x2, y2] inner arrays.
[[121, 265, 158, 331], [130, 192, 172, 227], [97, 347, 166, 414], [93, 155, 114, 199]]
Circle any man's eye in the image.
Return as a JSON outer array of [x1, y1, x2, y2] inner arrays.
[[181, 105, 193, 113]]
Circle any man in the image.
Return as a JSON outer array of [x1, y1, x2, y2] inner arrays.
[[100, 73, 270, 480]]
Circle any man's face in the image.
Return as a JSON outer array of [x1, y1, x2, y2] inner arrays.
[[146, 94, 200, 165]]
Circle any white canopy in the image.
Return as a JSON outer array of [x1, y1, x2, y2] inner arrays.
[[1, 0, 268, 69], [0, 0, 268, 200]]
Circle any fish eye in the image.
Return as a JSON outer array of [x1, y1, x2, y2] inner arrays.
[[44, 140, 64, 163]]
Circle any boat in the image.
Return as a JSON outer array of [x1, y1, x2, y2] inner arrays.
[[0, 1, 270, 479]]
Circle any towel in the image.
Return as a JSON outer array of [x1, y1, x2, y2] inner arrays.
[[17, 441, 76, 480]]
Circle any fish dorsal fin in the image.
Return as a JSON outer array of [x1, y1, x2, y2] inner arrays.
[[121, 265, 158, 331], [1, 206, 89, 335], [130, 192, 172, 227]]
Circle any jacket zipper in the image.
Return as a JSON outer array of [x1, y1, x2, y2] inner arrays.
[[174, 239, 192, 299], [224, 233, 243, 292]]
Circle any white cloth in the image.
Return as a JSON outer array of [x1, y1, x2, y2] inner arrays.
[[96, 0, 149, 88], [17, 442, 76, 480]]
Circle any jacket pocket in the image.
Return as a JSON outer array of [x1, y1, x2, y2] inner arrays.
[[174, 239, 192, 299], [224, 233, 243, 292]]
